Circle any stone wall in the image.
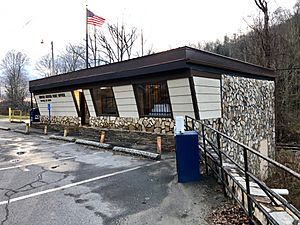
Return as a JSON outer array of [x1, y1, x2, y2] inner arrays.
[[40, 115, 80, 126], [89, 116, 174, 135], [221, 74, 275, 177]]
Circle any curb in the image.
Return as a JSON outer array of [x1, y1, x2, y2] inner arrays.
[[14, 129, 29, 135], [49, 135, 76, 142], [0, 126, 10, 131], [112, 146, 161, 160], [44, 134, 161, 160], [75, 139, 112, 149]]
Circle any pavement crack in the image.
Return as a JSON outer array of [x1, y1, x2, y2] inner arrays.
[[0, 169, 48, 224], [1, 190, 14, 225]]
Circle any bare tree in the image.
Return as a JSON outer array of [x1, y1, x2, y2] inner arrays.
[[191, 1, 300, 143], [57, 44, 86, 73], [35, 54, 52, 77], [36, 23, 154, 75], [36, 44, 86, 77], [254, 0, 271, 67], [95, 23, 138, 63], [0, 50, 29, 110]]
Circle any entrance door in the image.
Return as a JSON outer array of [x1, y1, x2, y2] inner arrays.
[[73, 90, 90, 126], [79, 92, 90, 125]]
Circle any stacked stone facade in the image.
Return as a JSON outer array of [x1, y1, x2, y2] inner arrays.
[[221, 74, 275, 177], [40, 115, 80, 126], [89, 116, 174, 135]]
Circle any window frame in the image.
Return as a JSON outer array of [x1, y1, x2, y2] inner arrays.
[[133, 81, 173, 118], [90, 86, 119, 117]]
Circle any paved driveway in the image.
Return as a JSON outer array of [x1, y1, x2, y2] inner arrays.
[[0, 127, 225, 225]]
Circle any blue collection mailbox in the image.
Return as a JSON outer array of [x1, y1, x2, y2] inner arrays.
[[175, 131, 201, 183], [30, 108, 40, 123]]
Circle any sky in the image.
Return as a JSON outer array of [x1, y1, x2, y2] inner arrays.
[[0, 0, 297, 80]]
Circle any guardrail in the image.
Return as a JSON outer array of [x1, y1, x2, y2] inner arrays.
[[8, 108, 28, 123], [185, 115, 300, 225]]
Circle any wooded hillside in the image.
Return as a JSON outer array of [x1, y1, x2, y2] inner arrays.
[[192, 0, 300, 143]]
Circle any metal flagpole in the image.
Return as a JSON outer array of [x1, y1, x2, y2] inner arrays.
[[86, 5, 89, 69], [94, 25, 97, 66]]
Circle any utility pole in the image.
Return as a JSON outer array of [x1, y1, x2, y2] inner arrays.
[[41, 40, 55, 76], [51, 41, 55, 75], [141, 29, 144, 56]]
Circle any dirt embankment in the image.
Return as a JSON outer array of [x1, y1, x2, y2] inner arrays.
[[266, 148, 300, 210]]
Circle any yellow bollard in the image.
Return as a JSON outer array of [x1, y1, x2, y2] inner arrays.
[[8, 108, 11, 122], [156, 135, 162, 154], [44, 125, 48, 135], [63, 127, 69, 137], [100, 131, 105, 143], [25, 123, 30, 134]]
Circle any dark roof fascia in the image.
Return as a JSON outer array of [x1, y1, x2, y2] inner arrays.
[[185, 47, 275, 79], [189, 63, 275, 81], [30, 60, 189, 92], [29, 47, 187, 88], [29, 46, 275, 93], [32, 68, 191, 95]]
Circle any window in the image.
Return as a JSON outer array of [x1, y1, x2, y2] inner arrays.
[[134, 82, 172, 117], [45, 95, 52, 98], [90, 87, 118, 116], [58, 93, 66, 97], [39, 96, 45, 99]]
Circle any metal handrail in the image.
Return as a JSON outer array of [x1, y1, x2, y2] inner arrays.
[[185, 115, 300, 224], [186, 115, 300, 180]]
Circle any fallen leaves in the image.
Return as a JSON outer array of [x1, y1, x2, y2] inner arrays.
[[210, 202, 249, 225]]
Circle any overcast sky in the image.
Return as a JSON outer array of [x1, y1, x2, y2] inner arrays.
[[0, 0, 297, 79]]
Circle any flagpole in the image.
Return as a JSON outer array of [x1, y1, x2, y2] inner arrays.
[[86, 5, 89, 69], [94, 25, 97, 66]]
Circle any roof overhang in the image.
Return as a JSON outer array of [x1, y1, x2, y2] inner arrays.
[[29, 46, 275, 93]]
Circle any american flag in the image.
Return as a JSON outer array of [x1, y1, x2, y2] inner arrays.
[[87, 9, 105, 27]]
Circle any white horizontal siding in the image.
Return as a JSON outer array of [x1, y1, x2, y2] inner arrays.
[[194, 86, 220, 94], [168, 86, 193, 96], [197, 94, 221, 103], [193, 77, 222, 119], [170, 96, 193, 104], [112, 85, 133, 92], [117, 105, 139, 112], [198, 102, 221, 111], [113, 85, 139, 118], [200, 110, 222, 119], [35, 91, 77, 117], [38, 102, 75, 108], [83, 89, 96, 117], [171, 103, 194, 112], [113, 91, 135, 99], [167, 78, 190, 87], [168, 78, 195, 118], [194, 77, 220, 87]]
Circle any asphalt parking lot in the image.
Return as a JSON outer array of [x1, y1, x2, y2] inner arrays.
[[0, 124, 225, 225]]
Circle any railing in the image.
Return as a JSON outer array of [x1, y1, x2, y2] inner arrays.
[[185, 115, 300, 225], [8, 108, 28, 123]]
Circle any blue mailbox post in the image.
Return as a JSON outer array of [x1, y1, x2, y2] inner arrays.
[[47, 103, 51, 124], [175, 131, 200, 183]]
